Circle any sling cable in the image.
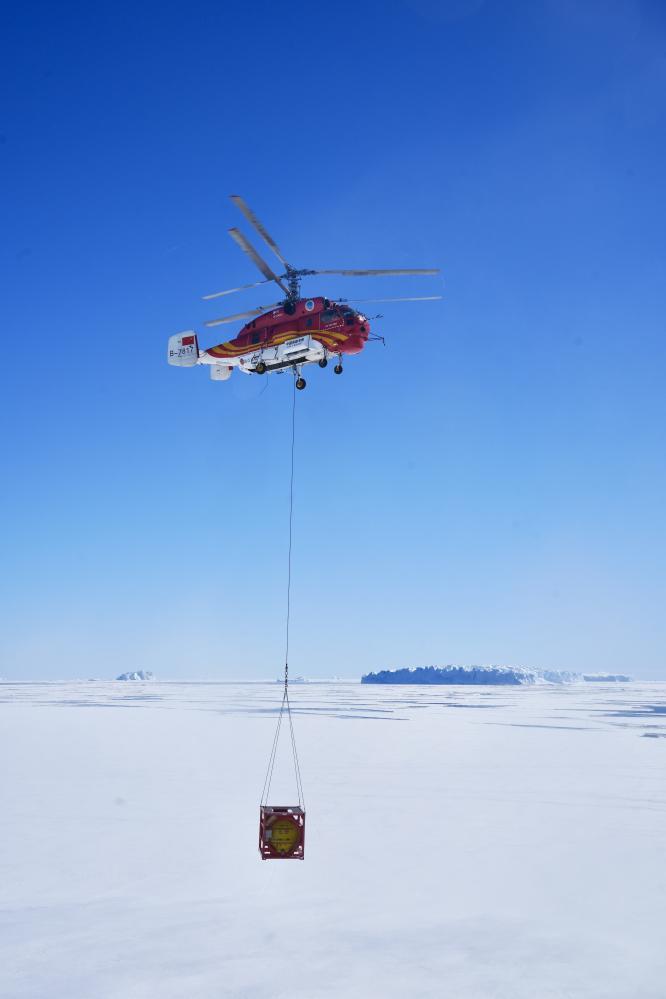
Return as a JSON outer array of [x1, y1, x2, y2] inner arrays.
[[258, 373, 305, 860]]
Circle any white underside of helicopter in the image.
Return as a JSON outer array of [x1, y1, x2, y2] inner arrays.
[[207, 334, 328, 378], [168, 332, 330, 380]]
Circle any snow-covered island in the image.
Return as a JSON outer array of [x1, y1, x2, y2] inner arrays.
[[582, 673, 632, 682], [362, 666, 632, 685], [116, 670, 155, 681]]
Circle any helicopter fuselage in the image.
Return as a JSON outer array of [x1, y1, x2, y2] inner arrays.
[[197, 297, 369, 378]]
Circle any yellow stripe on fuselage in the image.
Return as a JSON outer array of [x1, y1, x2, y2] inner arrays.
[[207, 329, 347, 358]]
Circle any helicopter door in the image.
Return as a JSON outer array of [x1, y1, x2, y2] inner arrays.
[[250, 328, 270, 347]]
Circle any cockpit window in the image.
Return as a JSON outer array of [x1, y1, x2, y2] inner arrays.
[[320, 309, 337, 323]]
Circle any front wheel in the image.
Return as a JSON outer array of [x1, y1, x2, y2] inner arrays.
[[318, 357, 328, 368], [255, 361, 267, 375], [296, 377, 306, 390], [334, 364, 343, 375]]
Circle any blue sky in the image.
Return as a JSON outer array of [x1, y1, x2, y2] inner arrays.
[[2, 0, 665, 679]]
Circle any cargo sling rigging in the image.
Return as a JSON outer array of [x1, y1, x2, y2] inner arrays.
[[260, 373, 305, 810]]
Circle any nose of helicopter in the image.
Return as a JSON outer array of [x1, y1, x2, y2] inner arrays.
[[342, 333, 366, 355]]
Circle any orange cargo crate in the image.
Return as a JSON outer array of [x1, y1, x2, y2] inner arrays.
[[259, 805, 305, 860]]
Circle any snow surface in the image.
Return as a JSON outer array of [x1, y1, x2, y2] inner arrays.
[[1, 680, 665, 998]]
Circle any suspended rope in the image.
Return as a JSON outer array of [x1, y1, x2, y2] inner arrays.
[[260, 372, 305, 809]]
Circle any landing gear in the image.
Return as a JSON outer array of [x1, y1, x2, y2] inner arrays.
[[296, 376, 306, 390], [334, 364, 343, 375], [255, 361, 267, 374], [318, 357, 328, 368]]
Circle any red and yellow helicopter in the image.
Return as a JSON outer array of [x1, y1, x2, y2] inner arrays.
[[168, 195, 441, 389]]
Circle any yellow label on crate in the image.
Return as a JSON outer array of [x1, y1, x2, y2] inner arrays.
[[271, 818, 299, 854]]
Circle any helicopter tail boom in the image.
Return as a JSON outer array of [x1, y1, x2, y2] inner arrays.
[[168, 331, 199, 367]]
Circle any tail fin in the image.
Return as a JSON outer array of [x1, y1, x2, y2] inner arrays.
[[168, 331, 199, 366]]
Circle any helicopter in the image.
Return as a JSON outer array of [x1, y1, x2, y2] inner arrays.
[[168, 195, 441, 389]]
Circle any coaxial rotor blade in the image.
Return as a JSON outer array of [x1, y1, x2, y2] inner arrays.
[[228, 228, 289, 295], [313, 268, 440, 276], [202, 277, 273, 301], [339, 295, 443, 304], [204, 302, 284, 328], [342, 295, 444, 302], [230, 195, 292, 270]]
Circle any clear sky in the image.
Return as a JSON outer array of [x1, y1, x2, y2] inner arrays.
[[2, 0, 665, 680]]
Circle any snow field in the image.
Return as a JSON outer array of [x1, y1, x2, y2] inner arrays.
[[1, 681, 665, 998]]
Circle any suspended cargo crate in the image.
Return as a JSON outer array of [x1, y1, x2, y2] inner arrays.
[[259, 805, 305, 860]]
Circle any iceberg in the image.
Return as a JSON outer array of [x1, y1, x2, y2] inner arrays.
[[362, 665, 582, 685], [115, 670, 155, 681], [582, 673, 632, 682]]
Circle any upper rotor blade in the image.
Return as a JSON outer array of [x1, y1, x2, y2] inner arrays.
[[202, 277, 273, 301], [341, 295, 443, 304], [204, 302, 284, 328], [230, 195, 292, 270], [228, 228, 289, 294], [314, 268, 440, 276]]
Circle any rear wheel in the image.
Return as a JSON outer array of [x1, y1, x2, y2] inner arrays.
[[334, 364, 343, 375], [318, 357, 328, 368], [255, 361, 267, 374], [296, 377, 306, 390]]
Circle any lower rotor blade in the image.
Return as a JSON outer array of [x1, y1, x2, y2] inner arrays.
[[314, 268, 440, 276], [341, 295, 443, 303], [202, 278, 273, 301], [204, 302, 284, 328]]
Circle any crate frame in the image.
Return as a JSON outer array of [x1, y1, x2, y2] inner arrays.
[[259, 805, 305, 860]]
